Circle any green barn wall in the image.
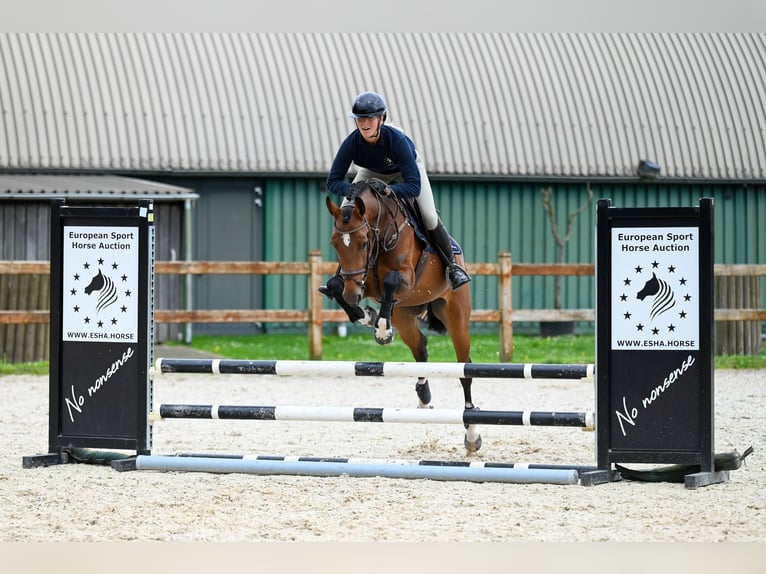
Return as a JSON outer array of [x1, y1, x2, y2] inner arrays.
[[256, 177, 765, 333], [262, 178, 332, 317]]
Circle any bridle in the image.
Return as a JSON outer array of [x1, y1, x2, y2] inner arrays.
[[335, 217, 371, 286], [333, 185, 410, 292]]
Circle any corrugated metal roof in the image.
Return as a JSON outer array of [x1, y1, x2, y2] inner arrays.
[[0, 33, 764, 179], [0, 174, 197, 199]]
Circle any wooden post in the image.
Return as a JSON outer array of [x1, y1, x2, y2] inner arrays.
[[308, 250, 324, 360], [498, 252, 513, 362]]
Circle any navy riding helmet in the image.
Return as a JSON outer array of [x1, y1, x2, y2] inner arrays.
[[348, 91, 387, 118]]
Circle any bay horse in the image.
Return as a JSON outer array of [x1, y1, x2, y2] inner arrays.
[[322, 179, 481, 452]]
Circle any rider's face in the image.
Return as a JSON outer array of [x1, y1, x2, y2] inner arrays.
[[356, 116, 383, 143]]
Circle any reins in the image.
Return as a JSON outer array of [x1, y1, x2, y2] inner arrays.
[[333, 185, 411, 293]]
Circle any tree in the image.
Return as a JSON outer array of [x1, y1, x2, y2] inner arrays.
[[540, 183, 594, 311]]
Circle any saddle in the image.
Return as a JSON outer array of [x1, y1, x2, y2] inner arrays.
[[402, 198, 462, 255], [345, 179, 462, 254]]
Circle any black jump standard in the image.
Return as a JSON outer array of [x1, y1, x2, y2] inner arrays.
[[23, 200, 154, 467], [588, 197, 728, 489]]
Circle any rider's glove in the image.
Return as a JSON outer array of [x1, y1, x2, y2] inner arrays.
[[368, 179, 392, 196]]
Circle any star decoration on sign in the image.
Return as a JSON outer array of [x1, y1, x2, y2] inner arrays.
[[618, 255, 694, 333], [66, 259, 131, 326]]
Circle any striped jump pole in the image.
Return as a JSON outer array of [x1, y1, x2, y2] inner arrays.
[[170, 452, 600, 474], [152, 404, 595, 429], [125, 455, 580, 484], [154, 358, 595, 380]]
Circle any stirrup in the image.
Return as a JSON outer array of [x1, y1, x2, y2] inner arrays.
[[448, 265, 471, 290]]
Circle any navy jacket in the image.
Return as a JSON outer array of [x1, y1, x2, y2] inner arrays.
[[326, 125, 421, 198]]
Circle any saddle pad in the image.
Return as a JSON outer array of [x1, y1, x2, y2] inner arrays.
[[403, 200, 462, 255]]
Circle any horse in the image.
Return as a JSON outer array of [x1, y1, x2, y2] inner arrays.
[[322, 179, 481, 452]]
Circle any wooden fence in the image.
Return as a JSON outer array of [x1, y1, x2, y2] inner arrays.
[[1, 251, 764, 362]]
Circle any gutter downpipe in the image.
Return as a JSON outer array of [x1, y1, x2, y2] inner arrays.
[[184, 199, 193, 344]]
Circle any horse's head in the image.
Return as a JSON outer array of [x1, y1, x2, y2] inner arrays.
[[636, 272, 659, 301], [84, 269, 105, 295], [326, 182, 380, 305]]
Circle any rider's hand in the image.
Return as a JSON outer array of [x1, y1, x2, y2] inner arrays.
[[368, 179, 392, 196]]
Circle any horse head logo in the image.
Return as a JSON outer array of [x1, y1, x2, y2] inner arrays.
[[84, 269, 118, 313], [636, 272, 675, 320]]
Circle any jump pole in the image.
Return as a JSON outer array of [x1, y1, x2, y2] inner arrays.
[[154, 358, 594, 380], [127, 455, 580, 484], [155, 452, 600, 474], [152, 404, 595, 429]]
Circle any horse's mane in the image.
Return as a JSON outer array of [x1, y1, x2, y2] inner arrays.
[[343, 179, 424, 228]]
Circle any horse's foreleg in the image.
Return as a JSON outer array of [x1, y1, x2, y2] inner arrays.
[[334, 296, 367, 324], [318, 274, 344, 299], [373, 271, 401, 345], [320, 275, 377, 325]]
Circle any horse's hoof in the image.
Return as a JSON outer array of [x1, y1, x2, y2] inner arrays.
[[374, 330, 395, 345], [464, 434, 482, 453]]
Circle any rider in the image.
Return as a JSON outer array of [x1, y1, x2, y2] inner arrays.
[[324, 91, 471, 291]]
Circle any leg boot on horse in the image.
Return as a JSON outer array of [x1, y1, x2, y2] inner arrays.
[[319, 274, 377, 326], [318, 274, 344, 298]]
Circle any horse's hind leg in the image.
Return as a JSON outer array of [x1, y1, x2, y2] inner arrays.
[[431, 293, 481, 452], [461, 375, 481, 452], [392, 307, 432, 409]]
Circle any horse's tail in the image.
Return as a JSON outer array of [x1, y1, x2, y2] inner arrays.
[[421, 303, 447, 334]]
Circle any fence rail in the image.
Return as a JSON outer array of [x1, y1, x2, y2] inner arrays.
[[2, 251, 765, 361]]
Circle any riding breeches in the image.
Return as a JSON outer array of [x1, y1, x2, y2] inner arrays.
[[352, 152, 439, 231]]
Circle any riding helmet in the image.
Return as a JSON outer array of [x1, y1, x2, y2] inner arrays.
[[348, 91, 387, 118]]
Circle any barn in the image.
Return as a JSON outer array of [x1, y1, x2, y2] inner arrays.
[[1, 33, 764, 360]]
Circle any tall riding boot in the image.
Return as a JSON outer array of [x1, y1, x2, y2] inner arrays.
[[429, 220, 471, 290]]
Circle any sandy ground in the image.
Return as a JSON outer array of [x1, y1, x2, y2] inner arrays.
[[1, 361, 763, 545]]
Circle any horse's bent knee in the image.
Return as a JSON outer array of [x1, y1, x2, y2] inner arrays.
[[383, 270, 402, 292]]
